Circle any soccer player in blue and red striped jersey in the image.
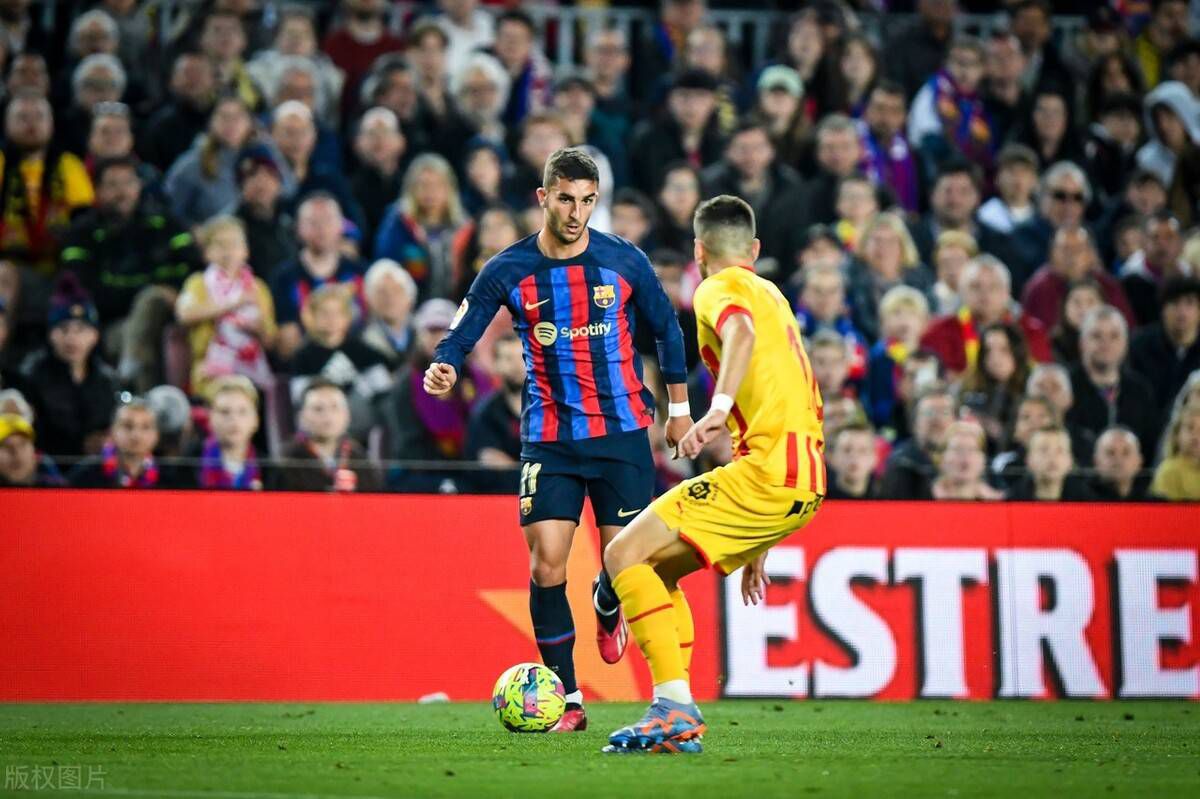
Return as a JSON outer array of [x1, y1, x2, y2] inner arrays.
[[425, 148, 692, 731]]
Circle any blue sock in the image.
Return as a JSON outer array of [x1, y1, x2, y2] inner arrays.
[[529, 581, 578, 697], [593, 569, 621, 633]]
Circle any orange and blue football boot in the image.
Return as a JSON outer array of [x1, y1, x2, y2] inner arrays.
[[603, 697, 706, 753]]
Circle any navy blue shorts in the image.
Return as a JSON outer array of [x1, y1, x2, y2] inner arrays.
[[518, 428, 654, 528]]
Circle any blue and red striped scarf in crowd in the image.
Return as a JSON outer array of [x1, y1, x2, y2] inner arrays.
[[931, 69, 994, 170], [199, 436, 261, 490], [859, 124, 920, 213], [100, 442, 159, 488]]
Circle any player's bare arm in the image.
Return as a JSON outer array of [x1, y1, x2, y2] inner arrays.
[[678, 312, 756, 459]]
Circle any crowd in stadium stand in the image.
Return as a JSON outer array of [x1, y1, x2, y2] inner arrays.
[[0, 0, 1198, 502]]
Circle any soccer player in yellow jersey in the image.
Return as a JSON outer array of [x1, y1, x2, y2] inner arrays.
[[602, 195, 826, 754]]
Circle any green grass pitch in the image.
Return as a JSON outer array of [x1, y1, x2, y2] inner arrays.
[[0, 701, 1195, 798]]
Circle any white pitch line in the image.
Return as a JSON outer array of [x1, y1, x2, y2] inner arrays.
[[10, 789, 402, 799]]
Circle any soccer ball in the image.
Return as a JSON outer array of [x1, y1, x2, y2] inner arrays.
[[492, 662, 565, 732]]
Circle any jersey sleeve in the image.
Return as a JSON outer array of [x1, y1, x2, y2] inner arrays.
[[694, 275, 754, 337], [432, 256, 509, 375], [629, 247, 688, 385]]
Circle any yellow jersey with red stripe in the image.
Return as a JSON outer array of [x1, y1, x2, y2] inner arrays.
[[693, 264, 826, 494]]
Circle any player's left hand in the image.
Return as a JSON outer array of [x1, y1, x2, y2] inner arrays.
[[676, 409, 727, 459], [664, 415, 692, 451], [741, 552, 770, 606]]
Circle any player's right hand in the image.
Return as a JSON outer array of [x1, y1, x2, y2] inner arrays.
[[423, 362, 458, 396], [741, 553, 770, 606]]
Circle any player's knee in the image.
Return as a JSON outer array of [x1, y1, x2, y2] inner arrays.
[[529, 556, 567, 587]]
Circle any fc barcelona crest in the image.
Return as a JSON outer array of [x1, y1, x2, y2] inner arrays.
[[520, 496, 533, 516], [593, 284, 616, 309]]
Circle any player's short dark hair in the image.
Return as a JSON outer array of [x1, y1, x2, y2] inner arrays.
[[542, 147, 599, 189], [693, 195, 756, 257], [300, 377, 345, 407]]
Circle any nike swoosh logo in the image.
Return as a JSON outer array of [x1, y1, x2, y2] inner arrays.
[[616, 508, 642, 518], [524, 299, 550, 310]]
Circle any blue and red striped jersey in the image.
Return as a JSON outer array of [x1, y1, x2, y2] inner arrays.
[[433, 231, 688, 443]]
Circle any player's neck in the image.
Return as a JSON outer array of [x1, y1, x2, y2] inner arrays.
[[537, 226, 589, 260], [703, 259, 754, 278]]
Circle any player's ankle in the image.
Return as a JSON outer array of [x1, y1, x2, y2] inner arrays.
[[653, 679, 693, 705], [564, 690, 584, 707]]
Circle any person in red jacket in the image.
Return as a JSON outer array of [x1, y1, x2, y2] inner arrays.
[[1020, 225, 1136, 330], [920, 253, 1052, 377]]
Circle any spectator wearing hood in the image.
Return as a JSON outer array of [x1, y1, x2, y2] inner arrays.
[[1136, 81, 1200, 191]]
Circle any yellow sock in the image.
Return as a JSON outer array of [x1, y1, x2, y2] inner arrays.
[[670, 588, 694, 676], [612, 564, 686, 687]]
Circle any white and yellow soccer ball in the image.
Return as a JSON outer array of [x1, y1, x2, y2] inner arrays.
[[491, 662, 566, 732]]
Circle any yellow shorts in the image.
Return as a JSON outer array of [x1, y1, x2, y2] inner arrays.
[[650, 459, 823, 575]]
